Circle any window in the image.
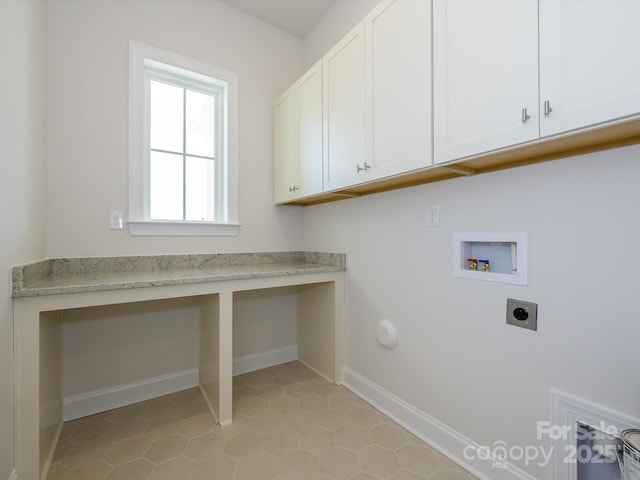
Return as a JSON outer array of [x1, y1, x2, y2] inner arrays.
[[129, 42, 239, 236]]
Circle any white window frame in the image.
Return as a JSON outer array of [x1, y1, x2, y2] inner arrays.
[[128, 41, 239, 236]]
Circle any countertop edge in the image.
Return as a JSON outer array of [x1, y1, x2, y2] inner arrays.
[[12, 252, 346, 298]]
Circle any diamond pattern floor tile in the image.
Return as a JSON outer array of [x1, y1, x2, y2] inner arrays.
[[47, 361, 478, 480]]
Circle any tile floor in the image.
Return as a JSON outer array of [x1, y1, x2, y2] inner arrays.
[[47, 361, 478, 480]]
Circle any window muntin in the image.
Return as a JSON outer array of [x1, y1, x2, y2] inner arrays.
[[147, 73, 220, 221], [145, 62, 224, 222]]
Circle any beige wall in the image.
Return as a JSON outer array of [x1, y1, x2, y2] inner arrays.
[[303, 2, 640, 478], [232, 287, 298, 358], [303, 145, 640, 478], [62, 289, 298, 399], [62, 299, 201, 397], [45, 1, 305, 409], [303, 0, 378, 70], [0, 1, 48, 477], [46, 0, 305, 257]]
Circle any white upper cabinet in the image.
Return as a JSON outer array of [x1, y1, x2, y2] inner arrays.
[[274, 88, 298, 203], [433, 0, 539, 163], [434, 0, 640, 164], [276, 0, 640, 204], [433, 0, 540, 164], [324, 0, 432, 191], [323, 22, 367, 191], [539, 0, 640, 137], [296, 62, 323, 198], [274, 61, 323, 204], [366, 0, 432, 180]]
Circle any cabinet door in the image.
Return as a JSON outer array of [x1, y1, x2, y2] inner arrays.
[[323, 22, 367, 191], [273, 89, 298, 204], [540, 0, 640, 137], [433, 0, 539, 164], [297, 61, 323, 198], [366, 0, 431, 179]]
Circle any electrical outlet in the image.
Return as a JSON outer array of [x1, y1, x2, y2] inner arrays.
[[109, 210, 124, 230], [506, 298, 538, 331], [426, 204, 440, 227]]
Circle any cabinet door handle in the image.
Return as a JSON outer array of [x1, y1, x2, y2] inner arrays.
[[544, 100, 553, 116], [289, 185, 299, 192], [521, 108, 530, 123], [356, 162, 371, 173]]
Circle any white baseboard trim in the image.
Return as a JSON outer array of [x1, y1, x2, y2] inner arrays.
[[63, 347, 298, 421], [8, 469, 18, 480], [342, 366, 537, 480], [63, 368, 199, 421], [233, 345, 297, 376]]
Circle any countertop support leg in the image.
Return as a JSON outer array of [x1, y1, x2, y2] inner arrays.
[[199, 290, 233, 427], [14, 301, 62, 480], [218, 290, 233, 426], [14, 300, 40, 480]]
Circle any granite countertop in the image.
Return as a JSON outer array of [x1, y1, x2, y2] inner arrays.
[[11, 252, 346, 298]]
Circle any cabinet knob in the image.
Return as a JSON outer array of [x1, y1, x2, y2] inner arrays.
[[521, 108, 530, 123], [544, 100, 553, 117]]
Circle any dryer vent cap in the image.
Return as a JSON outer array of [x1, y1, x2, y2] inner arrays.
[[376, 319, 397, 349]]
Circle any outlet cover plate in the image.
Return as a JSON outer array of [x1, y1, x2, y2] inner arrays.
[[109, 210, 124, 230], [506, 298, 537, 331], [426, 204, 440, 227]]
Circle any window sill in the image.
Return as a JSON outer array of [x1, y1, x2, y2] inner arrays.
[[127, 221, 240, 237]]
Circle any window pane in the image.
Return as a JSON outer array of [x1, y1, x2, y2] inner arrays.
[[185, 156, 214, 221], [150, 151, 183, 220], [186, 89, 215, 158], [150, 80, 183, 153]]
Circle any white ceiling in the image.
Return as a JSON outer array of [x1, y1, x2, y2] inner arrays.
[[221, 0, 336, 38]]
